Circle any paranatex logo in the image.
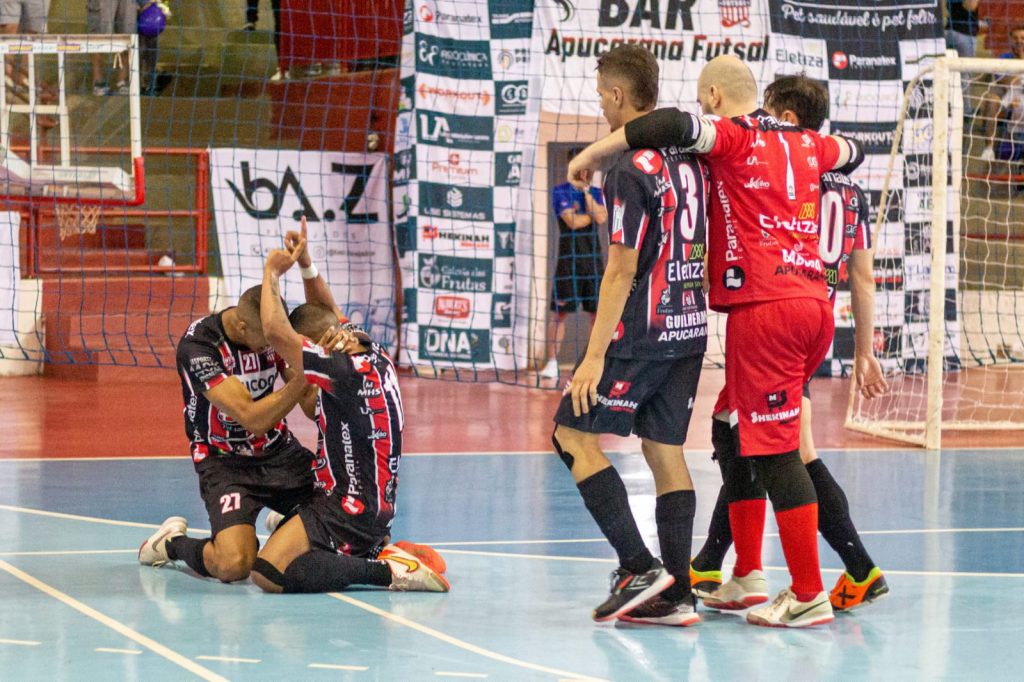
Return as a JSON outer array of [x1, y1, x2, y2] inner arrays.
[[831, 50, 896, 71], [417, 1, 482, 25]]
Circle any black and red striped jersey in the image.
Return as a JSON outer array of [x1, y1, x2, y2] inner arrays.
[[603, 147, 710, 360], [819, 171, 872, 304], [177, 312, 290, 464], [301, 339, 404, 535]]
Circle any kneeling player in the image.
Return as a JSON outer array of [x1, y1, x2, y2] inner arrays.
[[553, 45, 709, 626], [250, 245, 448, 594]]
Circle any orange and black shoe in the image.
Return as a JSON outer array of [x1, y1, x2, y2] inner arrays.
[[689, 562, 723, 600], [830, 567, 889, 611], [393, 540, 447, 576]]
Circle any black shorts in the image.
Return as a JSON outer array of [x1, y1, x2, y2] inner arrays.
[[196, 435, 316, 537], [554, 354, 704, 446], [551, 259, 601, 314], [298, 493, 389, 558]]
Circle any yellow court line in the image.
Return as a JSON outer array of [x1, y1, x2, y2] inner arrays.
[[0, 560, 228, 682], [328, 593, 607, 682]]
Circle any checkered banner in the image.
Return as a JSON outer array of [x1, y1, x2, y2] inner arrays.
[[395, 0, 539, 371]]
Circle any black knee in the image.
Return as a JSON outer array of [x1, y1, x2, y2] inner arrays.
[[751, 451, 816, 512], [552, 429, 574, 471], [711, 418, 737, 481], [252, 557, 284, 589]]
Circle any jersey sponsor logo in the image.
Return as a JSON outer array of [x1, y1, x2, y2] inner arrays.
[[718, 181, 742, 261], [341, 495, 365, 515], [759, 212, 818, 234], [657, 326, 707, 342], [632, 149, 663, 175], [665, 310, 707, 329], [782, 247, 823, 272], [723, 266, 745, 290], [667, 260, 703, 283], [611, 200, 625, 240], [433, 295, 471, 319], [744, 177, 770, 190]]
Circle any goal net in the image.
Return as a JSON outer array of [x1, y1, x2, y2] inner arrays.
[[846, 55, 1024, 448]]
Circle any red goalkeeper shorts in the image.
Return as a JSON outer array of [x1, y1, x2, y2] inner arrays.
[[714, 298, 834, 456]]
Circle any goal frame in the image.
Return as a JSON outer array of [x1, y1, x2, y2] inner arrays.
[[845, 55, 1024, 449]]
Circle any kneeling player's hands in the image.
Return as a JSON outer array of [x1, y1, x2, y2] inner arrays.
[[855, 352, 889, 400], [566, 356, 603, 417], [316, 326, 361, 354], [265, 248, 299, 276]]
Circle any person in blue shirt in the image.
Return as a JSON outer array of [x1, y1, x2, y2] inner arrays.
[[541, 149, 607, 379], [979, 25, 1024, 169]]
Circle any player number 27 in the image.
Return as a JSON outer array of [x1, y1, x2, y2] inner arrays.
[[220, 492, 241, 514]]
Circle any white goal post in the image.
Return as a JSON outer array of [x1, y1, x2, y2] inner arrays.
[[846, 55, 1024, 449]]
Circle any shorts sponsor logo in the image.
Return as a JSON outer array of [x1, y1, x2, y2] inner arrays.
[[609, 380, 631, 398], [341, 496, 365, 515], [434, 295, 471, 319], [633, 149, 663, 174], [766, 390, 787, 409]]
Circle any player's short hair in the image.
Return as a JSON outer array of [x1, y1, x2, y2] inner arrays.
[[237, 285, 268, 327], [289, 302, 337, 340], [764, 74, 830, 132], [596, 44, 659, 111]]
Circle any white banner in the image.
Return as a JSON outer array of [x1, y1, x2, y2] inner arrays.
[[0, 211, 20, 346], [536, 0, 772, 117], [210, 149, 396, 353]]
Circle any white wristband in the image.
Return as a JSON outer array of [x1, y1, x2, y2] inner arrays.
[[299, 264, 319, 280]]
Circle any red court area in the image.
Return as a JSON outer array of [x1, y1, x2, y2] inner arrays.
[[4, 368, 1019, 460]]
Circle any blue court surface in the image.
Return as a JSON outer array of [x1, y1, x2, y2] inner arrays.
[[1, 448, 1022, 680]]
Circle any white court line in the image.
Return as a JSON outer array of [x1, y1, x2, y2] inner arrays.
[[436, 673, 488, 679], [95, 647, 143, 655], [0, 638, 41, 646], [0, 505, 211, 535], [327, 593, 606, 682], [430, 539, 607, 547], [0, 560, 228, 682], [308, 662, 369, 671], [0, 549, 138, 557], [196, 655, 261, 664]]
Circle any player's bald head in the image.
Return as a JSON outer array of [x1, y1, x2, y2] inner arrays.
[[236, 285, 265, 328], [289, 302, 337, 341], [697, 55, 757, 114]]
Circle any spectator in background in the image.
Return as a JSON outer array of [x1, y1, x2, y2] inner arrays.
[[540, 149, 607, 380], [137, 1, 170, 96], [946, 0, 982, 58], [244, 0, 286, 81], [979, 25, 1024, 171], [89, 0, 135, 95], [0, 0, 47, 34]]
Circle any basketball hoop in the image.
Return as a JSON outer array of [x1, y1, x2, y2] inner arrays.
[[56, 203, 101, 240]]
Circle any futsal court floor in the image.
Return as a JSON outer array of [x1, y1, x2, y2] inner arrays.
[[1, 369, 1022, 680]]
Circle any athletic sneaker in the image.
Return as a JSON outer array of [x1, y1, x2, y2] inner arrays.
[[618, 593, 700, 627], [593, 558, 674, 622], [690, 562, 723, 599], [138, 516, 187, 567], [380, 545, 450, 592], [393, 540, 447, 575], [829, 568, 889, 611], [92, 82, 110, 96], [539, 358, 560, 379], [702, 569, 769, 610], [264, 510, 285, 534], [747, 588, 834, 628], [115, 81, 129, 96]]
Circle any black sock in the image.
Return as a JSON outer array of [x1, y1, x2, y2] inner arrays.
[[692, 485, 733, 573], [282, 550, 392, 593], [655, 489, 696, 601], [577, 467, 653, 574], [806, 459, 876, 582], [165, 536, 211, 577]]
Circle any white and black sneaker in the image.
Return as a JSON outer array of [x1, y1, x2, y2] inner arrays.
[[138, 516, 187, 567], [618, 593, 700, 627], [592, 558, 674, 622]]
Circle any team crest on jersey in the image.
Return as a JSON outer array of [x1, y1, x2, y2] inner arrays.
[[632, 150, 663, 175], [766, 391, 788, 410], [341, 495, 365, 515], [611, 201, 624, 240], [723, 266, 746, 290]]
